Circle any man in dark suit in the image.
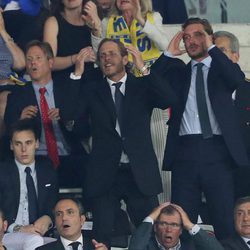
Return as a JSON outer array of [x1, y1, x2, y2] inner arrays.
[[221, 196, 250, 250], [213, 30, 250, 199], [151, 17, 249, 240], [4, 40, 89, 188], [74, 38, 176, 247], [0, 118, 58, 249], [129, 202, 224, 250], [36, 198, 107, 250]]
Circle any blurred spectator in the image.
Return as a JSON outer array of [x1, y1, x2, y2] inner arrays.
[[43, 0, 101, 83], [1, 0, 49, 51], [0, 7, 25, 140], [0, 208, 7, 250], [94, 0, 112, 19], [152, 0, 188, 24]]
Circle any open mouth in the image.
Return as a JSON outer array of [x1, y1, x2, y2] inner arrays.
[[63, 224, 70, 228]]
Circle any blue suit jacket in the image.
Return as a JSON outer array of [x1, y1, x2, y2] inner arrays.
[[151, 46, 249, 170]]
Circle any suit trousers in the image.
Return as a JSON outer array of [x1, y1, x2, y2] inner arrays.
[[171, 135, 235, 240], [89, 165, 159, 248]]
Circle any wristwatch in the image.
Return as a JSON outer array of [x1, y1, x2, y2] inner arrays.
[[13, 224, 22, 232]]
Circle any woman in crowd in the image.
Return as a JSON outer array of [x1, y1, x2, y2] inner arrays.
[[43, 0, 101, 82], [0, 8, 25, 138], [101, 0, 169, 76]]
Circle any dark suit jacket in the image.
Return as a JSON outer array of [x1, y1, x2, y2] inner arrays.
[[0, 158, 58, 225], [221, 234, 249, 250], [36, 232, 94, 250], [129, 222, 224, 250], [75, 71, 177, 198], [151, 46, 249, 170], [4, 79, 88, 155]]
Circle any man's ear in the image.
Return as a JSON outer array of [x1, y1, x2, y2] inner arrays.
[[80, 215, 86, 226], [122, 55, 129, 66]]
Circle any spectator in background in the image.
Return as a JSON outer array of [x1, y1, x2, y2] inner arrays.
[[152, 0, 188, 24], [129, 203, 224, 250], [1, 0, 48, 51], [95, 0, 112, 19], [0, 7, 25, 144], [221, 196, 250, 250], [43, 0, 101, 83], [214, 30, 250, 199]]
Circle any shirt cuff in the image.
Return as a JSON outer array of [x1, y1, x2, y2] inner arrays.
[[143, 216, 154, 224], [70, 72, 81, 80], [163, 51, 174, 58], [189, 224, 200, 235]]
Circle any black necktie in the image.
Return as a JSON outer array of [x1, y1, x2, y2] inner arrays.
[[69, 241, 81, 250], [195, 63, 213, 139], [113, 82, 124, 134], [25, 167, 38, 224]]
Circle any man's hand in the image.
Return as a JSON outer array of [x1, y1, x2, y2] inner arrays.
[[33, 215, 52, 236], [171, 204, 194, 231], [149, 202, 170, 222], [48, 108, 60, 121], [20, 105, 38, 119], [167, 31, 186, 56], [92, 239, 108, 250]]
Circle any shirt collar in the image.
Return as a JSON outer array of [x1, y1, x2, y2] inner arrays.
[[32, 79, 54, 96], [241, 236, 250, 246], [191, 56, 212, 69], [155, 235, 181, 250], [106, 73, 127, 88], [15, 159, 36, 173], [60, 234, 83, 249]]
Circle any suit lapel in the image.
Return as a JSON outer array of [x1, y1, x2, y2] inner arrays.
[[11, 161, 21, 213], [35, 161, 45, 213], [182, 63, 192, 104]]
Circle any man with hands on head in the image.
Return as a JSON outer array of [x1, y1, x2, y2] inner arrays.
[[129, 202, 224, 250], [151, 17, 249, 240], [74, 38, 176, 247]]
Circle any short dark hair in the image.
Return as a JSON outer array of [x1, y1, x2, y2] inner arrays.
[[182, 17, 213, 35], [54, 198, 85, 215], [234, 196, 250, 214], [25, 40, 54, 59], [157, 205, 183, 226], [97, 38, 128, 63], [9, 119, 40, 141]]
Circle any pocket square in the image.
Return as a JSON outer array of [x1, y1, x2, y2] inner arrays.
[[45, 184, 51, 187]]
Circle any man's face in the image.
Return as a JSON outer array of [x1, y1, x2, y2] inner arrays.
[[183, 23, 209, 61], [0, 214, 7, 241], [55, 199, 85, 241], [26, 46, 53, 84], [10, 130, 39, 165], [235, 202, 250, 238], [154, 212, 182, 249], [214, 36, 239, 63], [99, 41, 128, 81]]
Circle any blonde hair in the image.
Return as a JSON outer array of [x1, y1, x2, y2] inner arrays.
[[109, 0, 153, 17]]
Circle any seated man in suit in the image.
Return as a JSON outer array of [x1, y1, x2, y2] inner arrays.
[[36, 198, 108, 250], [0, 207, 8, 250], [221, 196, 250, 250], [0, 118, 58, 250], [129, 202, 224, 250], [4, 40, 89, 188]]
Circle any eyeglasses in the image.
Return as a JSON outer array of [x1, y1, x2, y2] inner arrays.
[[183, 32, 204, 42], [156, 221, 182, 229]]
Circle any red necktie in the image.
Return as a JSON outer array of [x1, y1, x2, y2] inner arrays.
[[39, 87, 60, 168]]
